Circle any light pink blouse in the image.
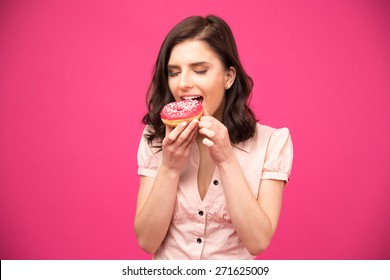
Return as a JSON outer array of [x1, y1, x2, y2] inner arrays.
[[137, 123, 293, 260]]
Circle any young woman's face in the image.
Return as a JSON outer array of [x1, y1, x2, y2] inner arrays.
[[167, 39, 235, 120]]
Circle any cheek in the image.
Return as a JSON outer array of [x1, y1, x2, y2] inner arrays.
[[200, 74, 224, 91], [168, 79, 174, 91], [208, 80, 225, 97], [168, 79, 178, 97]]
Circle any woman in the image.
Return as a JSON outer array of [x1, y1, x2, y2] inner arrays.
[[135, 15, 293, 260]]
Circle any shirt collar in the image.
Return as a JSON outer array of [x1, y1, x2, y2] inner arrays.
[[232, 140, 251, 153]]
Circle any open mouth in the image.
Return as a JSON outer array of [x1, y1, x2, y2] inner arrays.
[[182, 96, 204, 103]]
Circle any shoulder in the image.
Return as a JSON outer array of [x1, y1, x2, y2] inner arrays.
[[138, 125, 162, 155], [250, 123, 291, 148], [137, 126, 163, 177], [259, 123, 293, 182], [256, 123, 290, 138], [234, 123, 291, 153], [256, 123, 292, 153], [141, 125, 155, 137], [140, 125, 162, 144]]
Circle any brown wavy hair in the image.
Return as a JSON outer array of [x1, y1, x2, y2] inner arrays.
[[142, 15, 257, 145]]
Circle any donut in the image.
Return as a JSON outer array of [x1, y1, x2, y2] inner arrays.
[[160, 99, 203, 127]]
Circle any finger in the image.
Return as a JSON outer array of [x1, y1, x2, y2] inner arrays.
[[165, 124, 173, 137], [198, 119, 213, 129], [183, 121, 200, 149], [202, 137, 214, 148], [199, 116, 215, 125], [176, 119, 199, 147], [165, 121, 188, 143], [199, 127, 216, 140]]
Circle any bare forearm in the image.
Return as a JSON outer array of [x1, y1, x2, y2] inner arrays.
[[218, 158, 273, 255], [134, 165, 179, 253]]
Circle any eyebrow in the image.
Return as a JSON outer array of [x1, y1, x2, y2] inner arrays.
[[167, 61, 212, 69]]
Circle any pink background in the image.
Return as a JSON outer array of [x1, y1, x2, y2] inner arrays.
[[1, 0, 389, 260]]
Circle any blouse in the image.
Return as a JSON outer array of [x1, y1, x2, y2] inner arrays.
[[137, 123, 293, 259]]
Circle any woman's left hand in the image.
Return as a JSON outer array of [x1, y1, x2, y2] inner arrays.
[[198, 109, 235, 166]]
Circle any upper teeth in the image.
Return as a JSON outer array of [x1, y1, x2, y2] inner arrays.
[[183, 96, 200, 100]]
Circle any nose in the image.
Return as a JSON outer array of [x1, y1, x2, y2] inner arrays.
[[179, 71, 193, 90]]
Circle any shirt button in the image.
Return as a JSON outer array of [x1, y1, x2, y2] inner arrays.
[[213, 180, 219, 185], [196, 238, 202, 243], [198, 210, 204, 216]]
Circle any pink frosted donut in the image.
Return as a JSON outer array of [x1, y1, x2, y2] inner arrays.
[[161, 99, 203, 127]]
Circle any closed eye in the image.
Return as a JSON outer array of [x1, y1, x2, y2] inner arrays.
[[168, 71, 180, 77], [195, 70, 207, 75]]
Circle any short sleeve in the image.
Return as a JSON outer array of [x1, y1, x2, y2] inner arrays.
[[137, 128, 161, 178], [261, 127, 293, 182]]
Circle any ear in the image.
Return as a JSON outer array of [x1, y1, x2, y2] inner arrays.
[[225, 66, 236, 90]]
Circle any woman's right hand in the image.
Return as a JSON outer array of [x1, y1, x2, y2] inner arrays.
[[161, 119, 199, 173]]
